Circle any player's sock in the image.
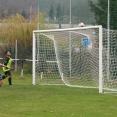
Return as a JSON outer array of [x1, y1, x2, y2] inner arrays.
[[8, 77, 12, 85]]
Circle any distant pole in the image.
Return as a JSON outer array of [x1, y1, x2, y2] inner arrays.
[[69, 0, 71, 28], [69, 0, 72, 77], [37, 0, 40, 59], [38, 0, 40, 30], [107, 0, 110, 80], [30, 5, 32, 23], [15, 40, 18, 71]]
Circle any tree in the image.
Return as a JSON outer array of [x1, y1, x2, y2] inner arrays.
[[8, 8, 12, 16], [49, 5, 54, 21], [0, 13, 46, 56], [89, 0, 117, 78], [61, 6, 65, 21], [88, 0, 117, 30], [21, 10, 27, 19], [56, 4, 61, 21]]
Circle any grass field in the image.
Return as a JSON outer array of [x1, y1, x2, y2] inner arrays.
[[1, 72, 117, 117]]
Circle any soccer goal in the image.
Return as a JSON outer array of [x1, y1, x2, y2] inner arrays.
[[32, 26, 105, 93]]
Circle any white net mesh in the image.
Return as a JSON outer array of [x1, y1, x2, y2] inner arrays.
[[34, 26, 102, 89], [103, 29, 117, 92]]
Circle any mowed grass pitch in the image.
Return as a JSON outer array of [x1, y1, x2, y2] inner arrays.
[[0, 72, 117, 117]]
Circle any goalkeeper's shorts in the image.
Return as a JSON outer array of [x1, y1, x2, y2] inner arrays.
[[0, 74, 3, 80]]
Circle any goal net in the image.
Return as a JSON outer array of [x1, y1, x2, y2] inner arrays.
[[33, 26, 104, 93], [103, 29, 117, 93]]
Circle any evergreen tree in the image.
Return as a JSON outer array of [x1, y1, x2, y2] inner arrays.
[[21, 10, 27, 18], [8, 8, 12, 16], [88, 0, 117, 30], [61, 6, 65, 21], [56, 4, 61, 21], [49, 5, 54, 21]]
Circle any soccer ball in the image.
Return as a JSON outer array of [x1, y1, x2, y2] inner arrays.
[[79, 22, 84, 27]]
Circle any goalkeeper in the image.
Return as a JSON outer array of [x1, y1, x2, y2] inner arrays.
[[2, 51, 14, 86]]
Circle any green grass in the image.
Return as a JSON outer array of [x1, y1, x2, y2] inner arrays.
[[1, 71, 117, 117]]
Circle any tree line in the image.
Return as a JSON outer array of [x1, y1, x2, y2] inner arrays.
[[0, 0, 96, 24], [49, 4, 64, 21], [0, 0, 117, 29]]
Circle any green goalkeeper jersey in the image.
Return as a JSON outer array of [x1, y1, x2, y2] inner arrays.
[[2, 56, 12, 72]]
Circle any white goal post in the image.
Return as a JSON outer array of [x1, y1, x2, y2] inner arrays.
[[32, 26, 104, 93]]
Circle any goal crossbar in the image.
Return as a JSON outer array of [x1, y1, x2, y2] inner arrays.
[[33, 26, 102, 33]]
